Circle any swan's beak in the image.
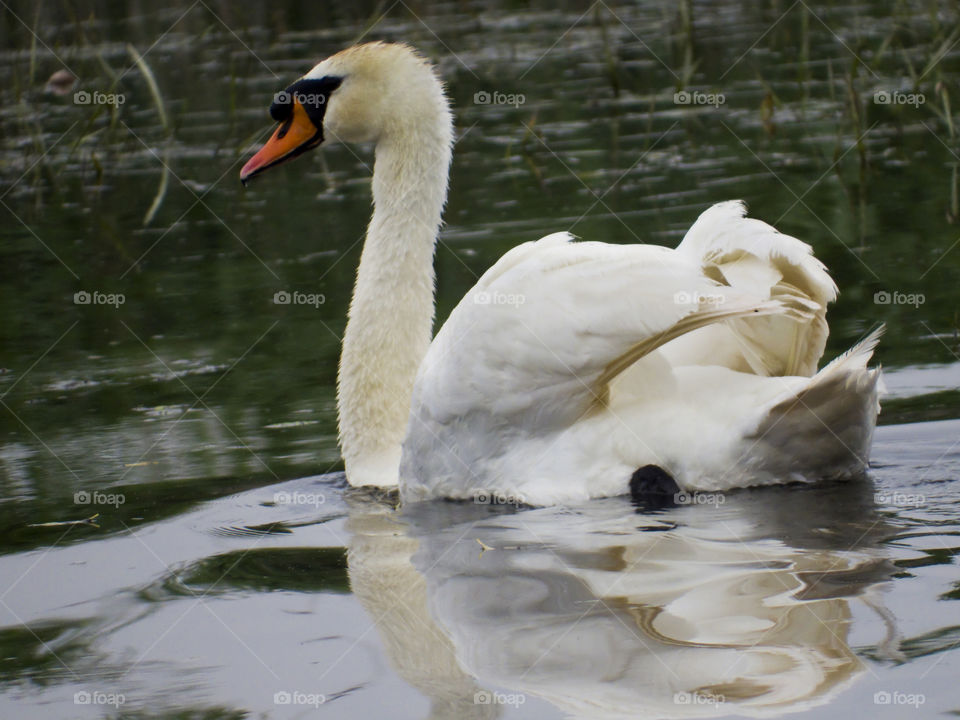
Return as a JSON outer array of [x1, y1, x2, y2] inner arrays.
[[240, 100, 321, 185]]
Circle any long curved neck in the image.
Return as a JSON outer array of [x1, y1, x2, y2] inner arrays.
[[337, 112, 452, 487]]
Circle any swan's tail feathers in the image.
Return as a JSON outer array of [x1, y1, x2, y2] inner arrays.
[[816, 324, 885, 376], [675, 200, 838, 377], [746, 326, 885, 481]]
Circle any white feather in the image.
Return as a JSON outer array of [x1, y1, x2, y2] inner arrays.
[[398, 206, 881, 504], [263, 44, 883, 505]]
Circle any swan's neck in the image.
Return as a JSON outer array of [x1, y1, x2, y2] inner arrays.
[[337, 118, 452, 487]]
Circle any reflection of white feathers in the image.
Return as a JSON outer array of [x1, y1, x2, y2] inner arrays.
[[345, 495, 500, 720], [387, 497, 889, 720]]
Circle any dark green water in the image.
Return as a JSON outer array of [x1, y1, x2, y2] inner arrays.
[[0, 1, 958, 718]]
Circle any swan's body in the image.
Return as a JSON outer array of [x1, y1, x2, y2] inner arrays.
[[241, 42, 882, 506]]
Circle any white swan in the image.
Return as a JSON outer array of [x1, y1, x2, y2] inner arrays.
[[241, 42, 882, 505]]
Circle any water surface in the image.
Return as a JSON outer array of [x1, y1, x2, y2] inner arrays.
[[1, 1, 959, 718]]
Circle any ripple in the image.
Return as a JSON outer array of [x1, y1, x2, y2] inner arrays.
[[142, 547, 349, 599]]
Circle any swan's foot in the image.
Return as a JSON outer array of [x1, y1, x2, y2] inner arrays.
[[629, 465, 679, 501]]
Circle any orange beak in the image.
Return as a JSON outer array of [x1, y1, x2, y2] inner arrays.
[[240, 100, 321, 184]]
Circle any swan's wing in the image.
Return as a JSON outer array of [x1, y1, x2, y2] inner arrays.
[[412, 233, 802, 431], [671, 200, 838, 377]]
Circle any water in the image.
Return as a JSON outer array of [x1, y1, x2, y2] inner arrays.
[[0, 1, 959, 717]]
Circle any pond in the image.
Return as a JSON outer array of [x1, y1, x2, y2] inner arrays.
[[0, 1, 959, 718]]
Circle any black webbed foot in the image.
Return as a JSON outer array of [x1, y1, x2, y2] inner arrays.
[[629, 465, 679, 509]]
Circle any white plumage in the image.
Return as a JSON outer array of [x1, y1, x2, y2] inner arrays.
[[242, 43, 883, 505], [401, 201, 882, 504]]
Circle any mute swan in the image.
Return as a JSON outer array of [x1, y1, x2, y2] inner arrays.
[[240, 42, 882, 505]]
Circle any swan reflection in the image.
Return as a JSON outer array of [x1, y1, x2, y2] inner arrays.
[[346, 481, 894, 719]]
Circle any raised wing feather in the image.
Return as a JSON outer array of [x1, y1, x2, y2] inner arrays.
[[671, 200, 838, 377], [410, 232, 793, 433]]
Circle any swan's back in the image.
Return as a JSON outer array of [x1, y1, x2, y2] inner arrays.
[[400, 201, 881, 505]]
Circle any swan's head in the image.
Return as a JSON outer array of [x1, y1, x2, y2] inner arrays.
[[240, 42, 451, 184]]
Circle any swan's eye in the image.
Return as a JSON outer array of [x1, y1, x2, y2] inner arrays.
[[269, 76, 343, 127]]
